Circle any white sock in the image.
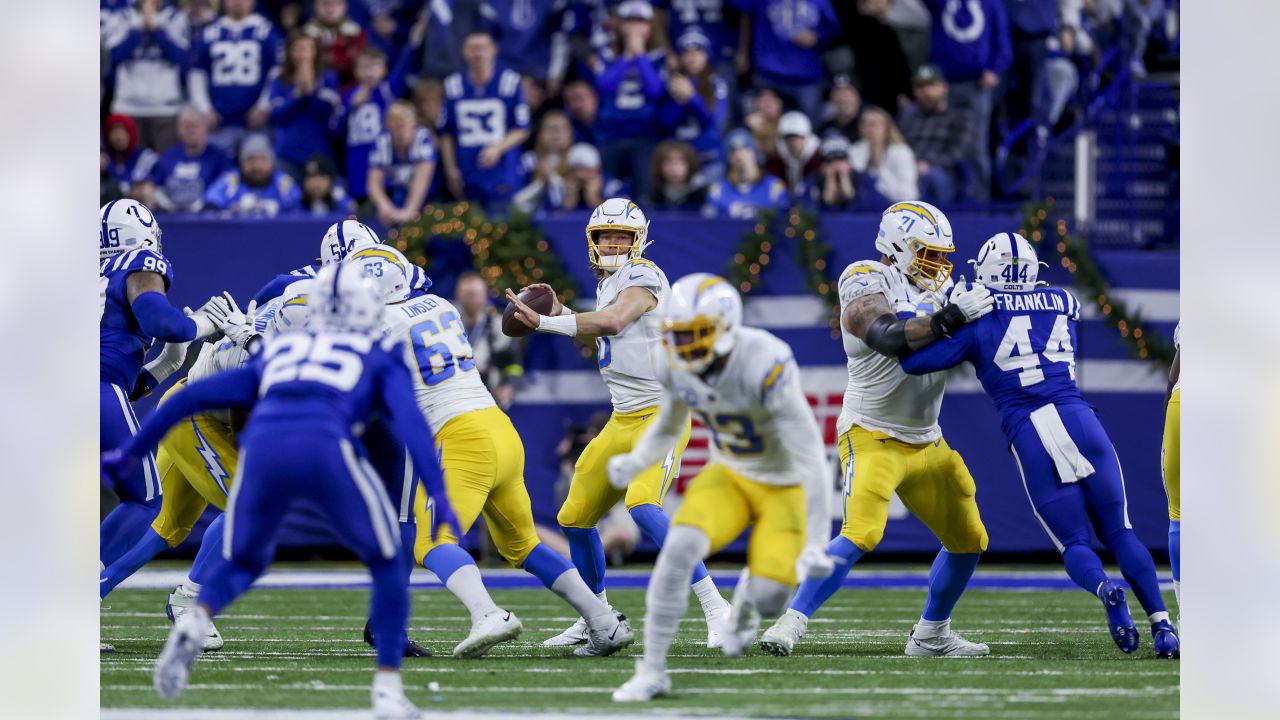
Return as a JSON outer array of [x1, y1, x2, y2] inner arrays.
[[643, 527, 710, 674], [784, 608, 810, 626], [182, 577, 202, 594], [596, 590, 609, 607], [444, 565, 499, 622], [551, 569, 613, 627], [914, 617, 950, 638], [373, 670, 403, 692], [1148, 611, 1170, 625], [692, 576, 726, 614]]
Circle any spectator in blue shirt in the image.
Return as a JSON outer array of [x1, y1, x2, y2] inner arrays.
[[658, 0, 745, 115], [187, 0, 281, 154], [563, 79, 601, 146], [334, 45, 410, 201], [103, 0, 190, 151], [704, 129, 789, 219], [437, 30, 532, 207], [267, 30, 341, 177], [102, 114, 159, 196], [732, 0, 839, 121], [367, 101, 437, 227], [657, 29, 730, 182], [300, 154, 357, 215], [204, 133, 304, 215], [489, 0, 572, 91], [135, 106, 233, 213], [593, 1, 667, 199]]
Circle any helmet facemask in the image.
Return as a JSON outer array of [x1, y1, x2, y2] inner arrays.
[[906, 240, 954, 292], [662, 315, 724, 373], [588, 228, 641, 272]]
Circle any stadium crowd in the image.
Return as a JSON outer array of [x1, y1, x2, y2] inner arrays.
[[100, 0, 1172, 222]]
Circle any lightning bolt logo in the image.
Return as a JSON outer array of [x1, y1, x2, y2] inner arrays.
[[192, 420, 231, 496]]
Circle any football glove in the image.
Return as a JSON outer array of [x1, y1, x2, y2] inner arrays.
[[947, 276, 994, 322]]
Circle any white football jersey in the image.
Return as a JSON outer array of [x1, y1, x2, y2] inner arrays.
[[595, 258, 669, 414], [1172, 321, 1181, 393], [836, 260, 954, 444], [381, 293, 495, 432], [660, 327, 815, 486]]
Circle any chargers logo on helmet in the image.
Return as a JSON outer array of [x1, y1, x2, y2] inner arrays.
[[100, 199, 162, 260], [970, 232, 1046, 293], [320, 220, 381, 266], [661, 273, 743, 372], [349, 246, 412, 303], [875, 201, 954, 292], [585, 197, 651, 272]]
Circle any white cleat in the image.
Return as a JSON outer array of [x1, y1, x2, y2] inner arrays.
[[453, 608, 522, 659], [612, 661, 672, 702], [576, 612, 635, 657], [154, 605, 210, 699], [759, 610, 808, 656], [543, 615, 591, 646], [705, 602, 730, 649], [717, 600, 761, 658], [167, 585, 224, 652], [372, 676, 421, 720], [904, 623, 989, 657]]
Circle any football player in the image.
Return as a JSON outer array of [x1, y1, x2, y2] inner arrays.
[[99, 200, 236, 603], [1163, 323, 1180, 626], [609, 274, 834, 702], [760, 201, 995, 658], [504, 198, 730, 648], [898, 232, 1180, 658], [354, 245, 635, 658], [102, 263, 461, 719]]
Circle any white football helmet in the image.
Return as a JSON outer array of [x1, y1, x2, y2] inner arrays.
[[100, 199, 162, 260], [875, 201, 955, 292], [662, 273, 743, 372], [320, 220, 381, 266], [260, 279, 313, 336], [970, 232, 1046, 292], [308, 262, 384, 333], [585, 197, 651, 272], [348, 245, 412, 303]]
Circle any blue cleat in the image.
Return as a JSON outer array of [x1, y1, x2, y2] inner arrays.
[[1151, 620, 1180, 659], [1097, 581, 1139, 653]]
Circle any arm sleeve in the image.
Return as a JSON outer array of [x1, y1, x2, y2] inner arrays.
[[121, 367, 259, 458], [595, 57, 631, 94], [769, 373, 831, 548], [377, 354, 447, 499], [989, 0, 1014, 74], [628, 393, 691, 470], [634, 53, 665, 98], [107, 27, 145, 65], [153, 25, 190, 67], [899, 324, 975, 375], [131, 291, 197, 342]]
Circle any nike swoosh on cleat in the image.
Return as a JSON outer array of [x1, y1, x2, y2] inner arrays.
[[609, 626, 620, 641], [503, 613, 512, 622]]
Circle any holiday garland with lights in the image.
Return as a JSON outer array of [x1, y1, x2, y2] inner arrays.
[[726, 207, 842, 334]]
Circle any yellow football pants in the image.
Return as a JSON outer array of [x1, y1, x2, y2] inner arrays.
[[150, 379, 238, 547], [674, 463, 805, 586], [1162, 387, 1180, 521], [412, 406, 540, 568], [556, 405, 691, 529], [837, 425, 988, 554]]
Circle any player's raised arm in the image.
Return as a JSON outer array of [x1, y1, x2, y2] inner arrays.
[[505, 284, 656, 340], [898, 323, 978, 376]]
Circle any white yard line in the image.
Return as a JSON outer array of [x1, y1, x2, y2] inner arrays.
[[102, 712, 762, 720]]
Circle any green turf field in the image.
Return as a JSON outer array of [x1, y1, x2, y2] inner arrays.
[[101, 579, 1179, 718]]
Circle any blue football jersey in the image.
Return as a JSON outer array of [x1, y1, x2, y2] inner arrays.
[[437, 68, 530, 200], [338, 82, 400, 200], [192, 13, 282, 127], [148, 143, 232, 212], [100, 248, 175, 389], [900, 287, 1088, 438], [704, 175, 789, 219], [368, 128, 436, 207]]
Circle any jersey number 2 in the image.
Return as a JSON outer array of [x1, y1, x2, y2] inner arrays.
[[994, 315, 1076, 387]]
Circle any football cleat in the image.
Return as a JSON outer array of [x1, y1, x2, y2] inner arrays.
[[100, 642, 116, 654], [705, 601, 730, 649], [576, 612, 635, 657], [717, 596, 761, 658], [543, 615, 591, 647], [612, 661, 672, 702], [154, 605, 210, 699], [1097, 581, 1139, 653], [167, 585, 224, 652], [904, 623, 989, 657], [759, 610, 808, 657], [363, 621, 433, 657], [453, 608, 523, 659], [1151, 620, 1180, 659], [372, 676, 421, 720]]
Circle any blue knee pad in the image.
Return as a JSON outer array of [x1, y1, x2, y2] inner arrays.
[[562, 526, 606, 594], [790, 536, 863, 618], [422, 544, 475, 584], [629, 505, 709, 584]]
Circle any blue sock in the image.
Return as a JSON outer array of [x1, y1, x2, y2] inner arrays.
[[399, 521, 418, 579], [562, 526, 606, 595], [921, 550, 981, 621], [422, 544, 475, 584], [522, 543, 574, 589], [1168, 520, 1180, 583], [188, 514, 227, 587], [790, 536, 864, 618], [1106, 529, 1167, 616], [1060, 544, 1110, 595], [367, 559, 408, 669], [101, 528, 169, 598], [629, 504, 710, 584], [99, 501, 160, 567]]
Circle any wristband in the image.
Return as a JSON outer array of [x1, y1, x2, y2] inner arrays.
[[559, 305, 574, 316], [538, 313, 578, 337], [929, 304, 967, 338]]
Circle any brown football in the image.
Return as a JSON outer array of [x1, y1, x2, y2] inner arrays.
[[502, 286, 557, 338]]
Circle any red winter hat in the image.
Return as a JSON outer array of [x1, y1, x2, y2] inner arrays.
[[104, 114, 138, 153]]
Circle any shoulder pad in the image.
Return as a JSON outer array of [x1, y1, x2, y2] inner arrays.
[[1174, 321, 1180, 350], [617, 259, 662, 290], [837, 260, 890, 307], [116, 248, 174, 285]]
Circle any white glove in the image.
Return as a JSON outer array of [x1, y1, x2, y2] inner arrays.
[[185, 303, 220, 340], [219, 296, 258, 348], [607, 454, 644, 490], [796, 544, 835, 581], [947, 276, 994, 322]]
